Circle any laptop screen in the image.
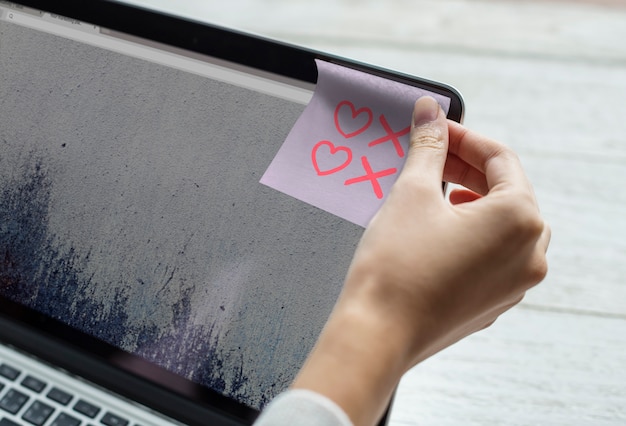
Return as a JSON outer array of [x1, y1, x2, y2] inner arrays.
[[0, 2, 462, 424]]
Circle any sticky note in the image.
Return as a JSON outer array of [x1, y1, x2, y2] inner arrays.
[[260, 59, 450, 227]]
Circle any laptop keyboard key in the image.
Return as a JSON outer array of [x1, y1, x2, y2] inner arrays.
[[73, 399, 100, 418], [100, 412, 129, 426], [0, 388, 29, 414], [22, 400, 55, 426], [46, 388, 73, 406], [21, 376, 47, 393], [0, 352, 172, 426], [49, 412, 81, 426], [0, 364, 20, 381]]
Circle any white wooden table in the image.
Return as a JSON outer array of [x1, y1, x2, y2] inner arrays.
[[125, 1, 626, 423]]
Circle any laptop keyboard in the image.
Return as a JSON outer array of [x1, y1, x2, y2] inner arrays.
[[0, 346, 181, 426]]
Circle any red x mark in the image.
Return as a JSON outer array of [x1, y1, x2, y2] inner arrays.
[[344, 156, 397, 199], [367, 115, 410, 158]]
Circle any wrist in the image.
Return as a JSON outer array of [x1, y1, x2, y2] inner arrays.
[[341, 255, 459, 368], [291, 292, 412, 426]]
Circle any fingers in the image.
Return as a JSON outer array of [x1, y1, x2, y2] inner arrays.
[[403, 104, 529, 199], [443, 153, 489, 195], [447, 120, 530, 193], [400, 96, 449, 192], [448, 187, 482, 205]]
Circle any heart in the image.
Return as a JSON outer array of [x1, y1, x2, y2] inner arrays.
[[312, 140, 353, 176], [334, 100, 373, 139]]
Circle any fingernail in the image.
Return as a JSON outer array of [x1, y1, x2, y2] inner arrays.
[[413, 96, 441, 128]]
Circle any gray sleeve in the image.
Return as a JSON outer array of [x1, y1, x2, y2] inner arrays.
[[254, 389, 353, 426]]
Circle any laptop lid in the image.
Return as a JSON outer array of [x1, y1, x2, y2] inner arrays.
[[0, 1, 464, 425]]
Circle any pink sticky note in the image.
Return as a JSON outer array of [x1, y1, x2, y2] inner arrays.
[[260, 60, 450, 227]]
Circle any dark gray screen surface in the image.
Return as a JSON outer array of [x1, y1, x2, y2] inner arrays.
[[0, 21, 363, 408]]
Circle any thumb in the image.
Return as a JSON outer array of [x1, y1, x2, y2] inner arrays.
[[401, 96, 449, 189]]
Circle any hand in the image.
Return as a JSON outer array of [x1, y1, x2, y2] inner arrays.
[[291, 96, 551, 426]]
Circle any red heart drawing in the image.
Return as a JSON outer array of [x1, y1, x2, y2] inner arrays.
[[334, 100, 373, 138], [312, 140, 353, 176]]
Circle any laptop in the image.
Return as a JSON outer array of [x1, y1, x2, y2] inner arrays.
[[0, 1, 464, 425]]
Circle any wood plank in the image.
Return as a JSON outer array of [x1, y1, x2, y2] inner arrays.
[[390, 306, 626, 425]]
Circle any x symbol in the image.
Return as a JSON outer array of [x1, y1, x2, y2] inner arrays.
[[344, 156, 397, 199], [367, 115, 410, 158]]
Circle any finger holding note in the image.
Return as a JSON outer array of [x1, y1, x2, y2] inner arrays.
[[289, 96, 550, 426]]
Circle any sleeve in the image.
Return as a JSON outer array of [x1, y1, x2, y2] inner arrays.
[[253, 389, 353, 426]]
